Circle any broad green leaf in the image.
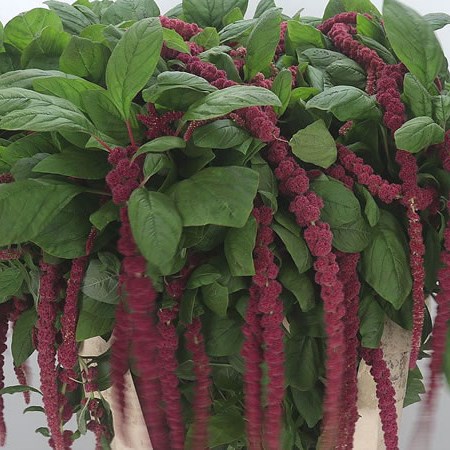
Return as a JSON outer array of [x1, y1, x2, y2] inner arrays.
[[224, 215, 257, 276], [219, 19, 257, 43], [0, 88, 95, 134], [193, 120, 251, 149], [394, 117, 444, 153], [254, 0, 276, 18], [4, 8, 63, 52], [286, 20, 325, 55], [356, 34, 397, 65], [0, 23, 4, 52], [355, 185, 380, 227], [102, 0, 160, 24], [356, 13, 385, 42], [361, 210, 412, 308], [45, 1, 97, 34], [207, 411, 245, 447], [76, 309, 114, 341], [179, 288, 197, 324], [143, 153, 171, 178], [201, 51, 242, 83], [128, 189, 183, 273], [404, 367, 425, 407], [201, 282, 229, 318], [292, 386, 323, 427], [383, 0, 444, 87], [272, 69, 292, 116], [311, 178, 371, 252], [191, 27, 220, 50], [326, 59, 366, 89], [223, 7, 244, 25], [82, 253, 120, 304], [358, 293, 385, 348], [0, 134, 56, 166], [59, 36, 110, 83], [162, 28, 189, 53], [424, 13, 450, 31], [33, 76, 103, 111], [403, 73, 433, 118], [172, 166, 259, 228], [244, 8, 282, 80], [21, 28, 70, 70], [182, 0, 249, 28], [290, 120, 337, 168], [306, 86, 381, 121], [80, 24, 108, 43], [302, 48, 349, 69], [33, 149, 109, 179], [0, 267, 23, 300], [0, 180, 83, 246], [89, 201, 120, 231], [0, 385, 41, 396], [204, 314, 243, 357], [432, 95, 450, 128], [187, 264, 222, 289], [183, 85, 281, 121], [0, 69, 77, 89], [106, 17, 163, 119], [134, 137, 186, 158], [323, 0, 380, 20], [279, 260, 315, 312]]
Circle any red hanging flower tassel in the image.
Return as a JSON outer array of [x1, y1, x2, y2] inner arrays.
[[0, 303, 11, 447]]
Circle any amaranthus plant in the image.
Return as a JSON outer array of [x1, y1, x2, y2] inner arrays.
[[0, 0, 450, 449]]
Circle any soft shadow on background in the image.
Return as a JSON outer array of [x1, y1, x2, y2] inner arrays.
[[1, 0, 450, 449]]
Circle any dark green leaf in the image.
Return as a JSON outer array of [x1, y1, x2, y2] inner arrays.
[[193, 120, 251, 149], [204, 315, 243, 357], [0, 385, 41, 395], [102, 0, 160, 24], [106, 17, 163, 119], [423, 13, 450, 31], [244, 8, 281, 80], [403, 367, 425, 407], [0, 180, 83, 246], [394, 117, 444, 153], [79, 296, 116, 319], [134, 136, 186, 157], [171, 166, 259, 228], [60, 36, 110, 83], [361, 210, 412, 308], [358, 293, 385, 348], [11, 309, 37, 366], [201, 282, 229, 317], [33, 148, 109, 179], [183, 85, 281, 121], [290, 119, 337, 168], [286, 20, 325, 55], [179, 288, 197, 324], [35, 427, 50, 437], [182, 0, 248, 28], [187, 264, 222, 289], [383, 0, 444, 87], [302, 48, 348, 69], [207, 411, 245, 447], [323, 0, 380, 20], [0, 267, 23, 300], [24, 406, 45, 414], [89, 201, 120, 231], [403, 73, 433, 118], [45, 1, 97, 34], [355, 184, 380, 227], [424, 225, 441, 292], [128, 189, 183, 273], [76, 310, 114, 341], [292, 386, 323, 427], [4, 8, 63, 52], [272, 68, 292, 116], [0, 69, 77, 89], [326, 59, 366, 89], [306, 86, 381, 121], [224, 215, 257, 276]]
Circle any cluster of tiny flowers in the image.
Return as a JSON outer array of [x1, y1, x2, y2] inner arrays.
[[249, 73, 273, 90], [360, 348, 399, 450], [0, 173, 13, 184], [229, 47, 247, 72], [138, 104, 184, 140], [86, 397, 110, 450], [37, 263, 66, 450], [338, 144, 401, 203], [159, 16, 202, 40], [275, 21, 288, 58], [0, 303, 11, 446], [336, 252, 361, 449], [267, 140, 346, 448], [184, 318, 211, 450], [325, 163, 355, 189], [0, 248, 22, 261], [236, 107, 280, 143], [338, 120, 354, 137]]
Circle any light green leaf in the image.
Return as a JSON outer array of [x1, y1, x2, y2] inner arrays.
[[394, 117, 444, 153], [423, 13, 450, 31], [403, 73, 433, 118], [290, 120, 337, 168], [106, 17, 163, 119], [163, 28, 189, 53], [191, 27, 220, 50], [286, 20, 325, 55], [45, 0, 97, 34], [193, 120, 251, 149], [323, 0, 381, 20], [272, 69, 292, 116], [0, 69, 77, 89], [182, 0, 248, 28], [102, 0, 160, 24]]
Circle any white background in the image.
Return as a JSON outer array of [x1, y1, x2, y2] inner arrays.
[[1, 0, 450, 449]]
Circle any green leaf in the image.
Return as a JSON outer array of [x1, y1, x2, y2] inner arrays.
[[272, 223, 311, 274], [0, 180, 83, 246], [311, 178, 371, 252], [102, 0, 160, 24], [182, 0, 248, 28], [244, 8, 281, 80], [172, 166, 259, 228], [82, 260, 120, 306], [4, 8, 63, 52], [33, 76, 103, 111], [403, 367, 425, 407], [0, 267, 23, 300], [60, 36, 110, 83], [191, 27, 220, 50], [323, 0, 380, 19], [432, 95, 450, 128], [403, 73, 433, 118], [361, 210, 412, 308], [32, 149, 109, 179], [35, 427, 50, 437], [201, 282, 229, 318], [424, 225, 441, 292], [292, 386, 323, 427], [306, 86, 381, 121], [394, 117, 444, 153], [219, 18, 257, 43], [326, 59, 366, 89], [106, 17, 163, 119], [286, 20, 325, 55], [76, 308, 114, 341], [355, 185, 380, 227], [179, 288, 197, 324], [254, 0, 276, 18], [279, 260, 315, 312], [134, 136, 186, 158], [143, 153, 171, 178], [358, 293, 385, 348], [0, 69, 77, 89], [183, 85, 281, 121], [223, 7, 244, 25], [303, 48, 349, 69], [162, 28, 189, 53], [23, 406, 46, 414], [45, 1, 97, 34], [128, 189, 183, 273], [207, 411, 245, 447], [290, 120, 337, 169], [193, 119, 251, 149], [204, 314, 243, 357], [424, 13, 450, 31], [383, 0, 444, 87], [187, 264, 222, 289], [271, 69, 292, 117], [89, 201, 119, 231], [12, 308, 37, 366], [0, 88, 95, 134], [0, 385, 42, 396], [224, 215, 257, 276]]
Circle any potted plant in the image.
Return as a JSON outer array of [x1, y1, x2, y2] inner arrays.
[[0, 0, 449, 449]]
